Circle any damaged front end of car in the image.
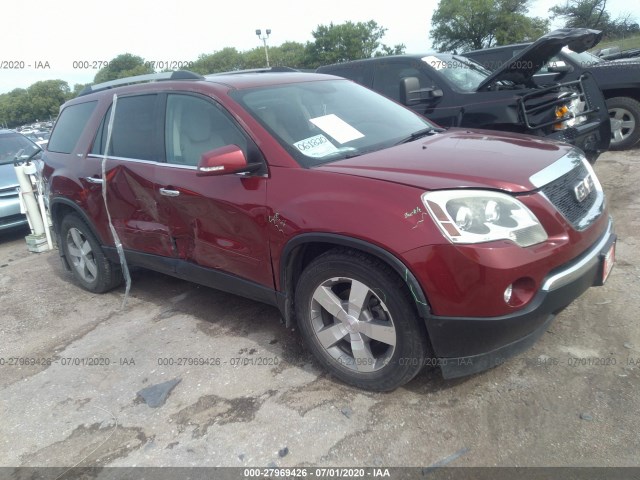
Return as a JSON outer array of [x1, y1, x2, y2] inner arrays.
[[475, 29, 611, 162], [518, 72, 611, 162]]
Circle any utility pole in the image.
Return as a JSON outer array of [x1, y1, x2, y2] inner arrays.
[[255, 29, 271, 67]]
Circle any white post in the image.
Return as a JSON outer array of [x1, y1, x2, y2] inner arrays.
[[14, 163, 45, 236]]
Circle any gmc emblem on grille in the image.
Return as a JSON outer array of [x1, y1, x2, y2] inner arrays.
[[573, 175, 595, 203]]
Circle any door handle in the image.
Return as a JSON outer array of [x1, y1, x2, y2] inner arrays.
[[84, 176, 104, 185], [159, 188, 180, 197]]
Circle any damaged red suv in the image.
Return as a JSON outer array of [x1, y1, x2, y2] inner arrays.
[[42, 69, 616, 391]]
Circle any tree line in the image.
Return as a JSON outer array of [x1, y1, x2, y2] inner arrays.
[[1, 0, 637, 128]]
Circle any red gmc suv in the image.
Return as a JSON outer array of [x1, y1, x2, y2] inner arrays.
[[41, 69, 616, 391]]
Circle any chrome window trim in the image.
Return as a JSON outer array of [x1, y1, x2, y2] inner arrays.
[[86, 154, 197, 170], [542, 218, 613, 292]]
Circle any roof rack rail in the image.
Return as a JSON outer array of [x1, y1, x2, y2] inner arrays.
[[208, 66, 299, 76], [78, 70, 204, 96]]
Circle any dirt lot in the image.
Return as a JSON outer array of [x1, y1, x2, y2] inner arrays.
[[0, 148, 639, 471]]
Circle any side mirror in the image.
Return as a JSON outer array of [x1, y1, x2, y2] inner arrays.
[[400, 77, 443, 106], [196, 145, 261, 177]]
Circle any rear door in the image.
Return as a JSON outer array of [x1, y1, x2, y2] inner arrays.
[[87, 93, 176, 256]]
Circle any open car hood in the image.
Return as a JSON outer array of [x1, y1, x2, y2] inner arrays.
[[476, 28, 603, 90]]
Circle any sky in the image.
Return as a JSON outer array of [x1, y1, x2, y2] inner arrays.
[[1, 0, 637, 94]]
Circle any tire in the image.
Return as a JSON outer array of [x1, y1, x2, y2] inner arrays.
[[294, 249, 429, 391], [607, 97, 640, 150], [59, 213, 123, 293]]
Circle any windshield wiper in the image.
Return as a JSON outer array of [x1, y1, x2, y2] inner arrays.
[[395, 127, 444, 145]]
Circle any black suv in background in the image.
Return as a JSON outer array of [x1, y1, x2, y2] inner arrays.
[[465, 32, 640, 150], [317, 29, 611, 163]]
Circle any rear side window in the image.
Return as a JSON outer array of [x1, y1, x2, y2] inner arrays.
[[91, 94, 160, 161], [48, 101, 97, 154]]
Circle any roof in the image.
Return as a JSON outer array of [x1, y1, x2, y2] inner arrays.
[[76, 69, 337, 99]]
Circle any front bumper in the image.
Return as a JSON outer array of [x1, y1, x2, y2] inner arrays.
[[0, 190, 28, 231], [427, 218, 616, 379], [547, 120, 610, 161], [525, 73, 611, 160]]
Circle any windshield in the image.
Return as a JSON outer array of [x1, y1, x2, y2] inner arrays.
[[231, 79, 433, 167], [422, 55, 491, 92], [0, 132, 41, 164]]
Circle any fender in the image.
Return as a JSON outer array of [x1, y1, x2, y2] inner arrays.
[[278, 233, 431, 326], [49, 197, 110, 270]]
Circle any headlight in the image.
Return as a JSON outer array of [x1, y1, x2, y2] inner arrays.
[[554, 95, 587, 130], [422, 190, 548, 247]]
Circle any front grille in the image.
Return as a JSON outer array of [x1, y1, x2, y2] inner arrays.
[[540, 161, 598, 228]]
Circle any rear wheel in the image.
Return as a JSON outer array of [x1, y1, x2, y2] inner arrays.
[[607, 97, 640, 150], [295, 249, 429, 391], [60, 213, 122, 293]]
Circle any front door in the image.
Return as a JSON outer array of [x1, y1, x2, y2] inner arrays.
[[153, 93, 272, 288]]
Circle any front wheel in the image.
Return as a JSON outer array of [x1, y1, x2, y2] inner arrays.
[[295, 249, 429, 391]]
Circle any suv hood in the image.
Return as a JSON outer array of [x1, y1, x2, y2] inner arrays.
[[477, 28, 603, 90], [316, 129, 574, 193]]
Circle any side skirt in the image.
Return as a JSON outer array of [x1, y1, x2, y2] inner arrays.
[[103, 247, 283, 312]]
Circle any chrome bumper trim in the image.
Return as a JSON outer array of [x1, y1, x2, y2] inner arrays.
[[542, 218, 613, 292]]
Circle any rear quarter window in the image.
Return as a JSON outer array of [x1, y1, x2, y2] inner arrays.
[[48, 101, 97, 154]]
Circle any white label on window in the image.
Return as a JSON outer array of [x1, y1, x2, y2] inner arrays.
[[293, 134, 339, 157], [309, 114, 364, 144], [422, 55, 443, 69]]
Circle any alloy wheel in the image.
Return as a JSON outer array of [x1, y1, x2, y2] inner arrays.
[[610, 107, 636, 146], [309, 277, 397, 373], [65, 227, 98, 284]]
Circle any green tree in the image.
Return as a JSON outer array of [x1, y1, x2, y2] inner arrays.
[[190, 47, 247, 74], [305, 20, 405, 67], [269, 41, 309, 68], [242, 47, 272, 69], [550, 0, 638, 37], [549, 0, 610, 30], [27, 80, 70, 121], [191, 42, 310, 73], [94, 53, 154, 83], [0, 89, 30, 127], [430, 0, 549, 52], [0, 80, 72, 127], [69, 83, 90, 99]]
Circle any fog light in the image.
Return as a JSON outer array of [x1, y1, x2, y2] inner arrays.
[[504, 284, 513, 304], [505, 277, 536, 307]]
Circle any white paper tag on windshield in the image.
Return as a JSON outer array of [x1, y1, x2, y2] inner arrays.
[[293, 134, 339, 158], [309, 114, 364, 144]]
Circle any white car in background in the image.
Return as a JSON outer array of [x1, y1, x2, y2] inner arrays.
[[0, 129, 41, 231]]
